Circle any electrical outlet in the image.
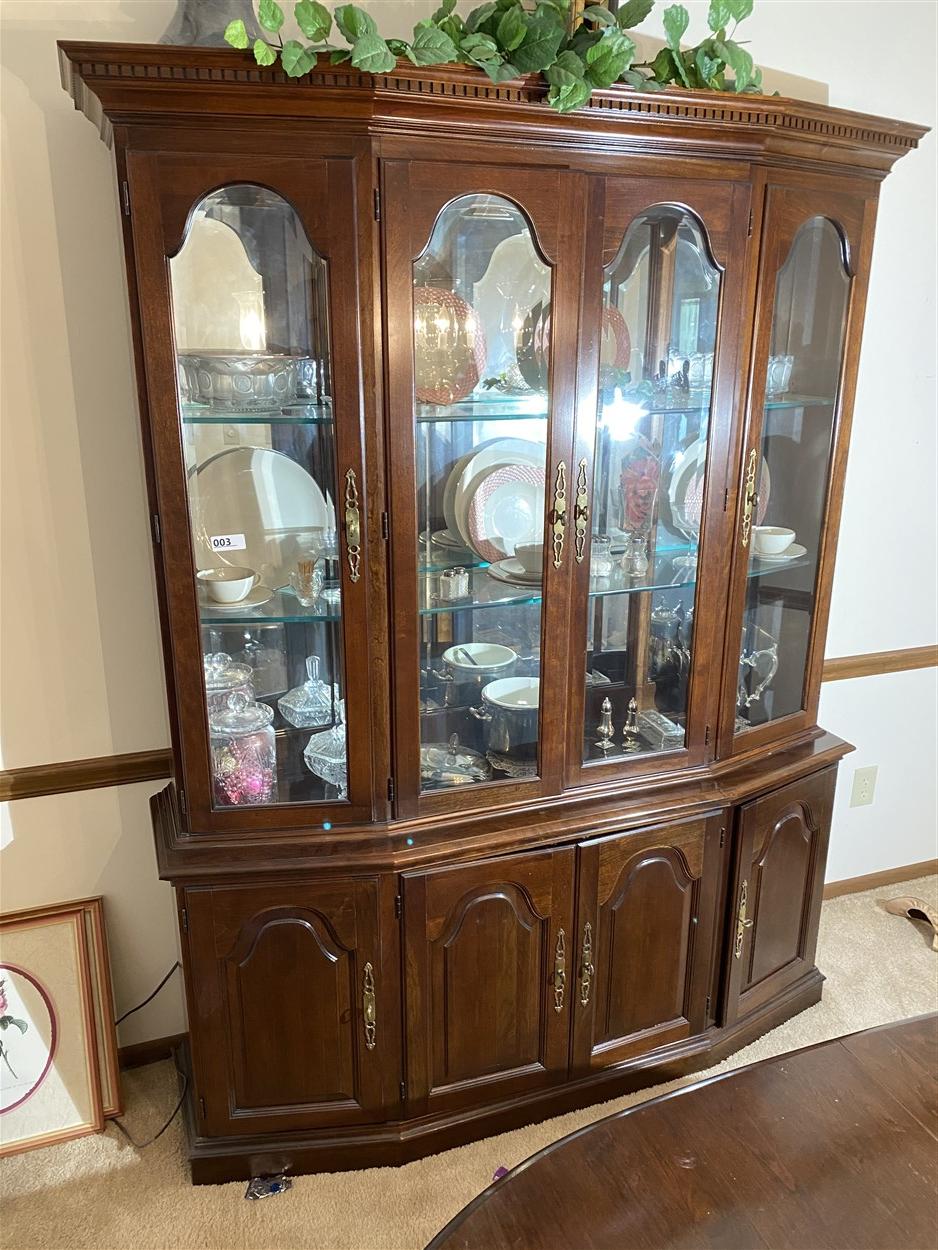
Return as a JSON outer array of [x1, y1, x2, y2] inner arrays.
[[850, 765, 878, 808]]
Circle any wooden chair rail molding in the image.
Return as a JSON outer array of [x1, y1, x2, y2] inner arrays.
[[821, 644, 938, 682], [0, 646, 934, 803]]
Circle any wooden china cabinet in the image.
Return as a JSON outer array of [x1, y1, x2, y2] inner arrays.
[[60, 41, 924, 1183]]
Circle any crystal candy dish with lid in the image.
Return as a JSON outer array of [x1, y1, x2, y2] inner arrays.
[[278, 655, 338, 729]]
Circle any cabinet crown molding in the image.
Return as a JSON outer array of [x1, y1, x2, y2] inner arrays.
[[58, 42, 927, 173]]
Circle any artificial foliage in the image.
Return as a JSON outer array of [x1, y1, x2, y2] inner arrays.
[[224, 0, 765, 112]]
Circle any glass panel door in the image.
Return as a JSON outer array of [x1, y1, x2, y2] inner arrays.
[[577, 206, 721, 765], [413, 195, 552, 791], [170, 185, 349, 809], [735, 217, 850, 734]]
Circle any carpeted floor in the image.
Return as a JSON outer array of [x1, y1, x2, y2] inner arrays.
[[2, 874, 937, 1250]]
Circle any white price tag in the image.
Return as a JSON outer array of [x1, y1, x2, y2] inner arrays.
[[210, 533, 247, 552]]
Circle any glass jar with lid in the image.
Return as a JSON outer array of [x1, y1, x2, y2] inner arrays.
[[203, 652, 254, 716], [209, 692, 277, 806]]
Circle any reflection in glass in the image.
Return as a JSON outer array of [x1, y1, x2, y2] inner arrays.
[[736, 217, 849, 732], [580, 206, 721, 763], [170, 185, 347, 808], [413, 195, 551, 790]]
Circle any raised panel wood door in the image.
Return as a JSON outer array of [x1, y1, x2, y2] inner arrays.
[[724, 767, 836, 1026], [184, 877, 398, 1136], [571, 815, 724, 1074], [403, 848, 575, 1117]]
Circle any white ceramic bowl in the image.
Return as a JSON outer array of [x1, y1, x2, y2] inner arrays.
[[197, 566, 257, 603], [752, 526, 795, 556]]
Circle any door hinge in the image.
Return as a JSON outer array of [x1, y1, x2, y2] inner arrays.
[[151, 512, 162, 545], [180, 906, 188, 933], [399, 1080, 406, 1103], [381, 511, 389, 541], [747, 207, 753, 237], [121, 179, 131, 217], [704, 725, 712, 746], [706, 994, 712, 1016], [719, 826, 726, 848], [387, 776, 395, 803], [199, 1096, 206, 1118], [394, 895, 402, 920], [373, 187, 381, 221], [723, 487, 729, 512], [178, 786, 187, 817]]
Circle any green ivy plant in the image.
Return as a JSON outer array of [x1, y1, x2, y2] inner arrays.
[[225, 0, 764, 114]]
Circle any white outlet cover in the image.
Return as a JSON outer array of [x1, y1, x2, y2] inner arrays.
[[850, 765, 878, 808]]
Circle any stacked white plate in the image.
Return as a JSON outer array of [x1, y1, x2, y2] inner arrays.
[[441, 436, 546, 567]]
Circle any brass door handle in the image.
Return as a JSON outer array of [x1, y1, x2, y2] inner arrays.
[[363, 960, 376, 1049], [734, 879, 753, 959], [740, 447, 758, 548], [549, 461, 568, 569], [573, 458, 589, 564], [344, 467, 362, 583], [552, 928, 566, 1012], [579, 920, 594, 1006]]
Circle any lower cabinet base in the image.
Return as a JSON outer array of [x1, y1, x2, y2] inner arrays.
[[181, 968, 824, 1185]]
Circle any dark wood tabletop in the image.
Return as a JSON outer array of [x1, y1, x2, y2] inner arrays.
[[428, 1014, 938, 1250]]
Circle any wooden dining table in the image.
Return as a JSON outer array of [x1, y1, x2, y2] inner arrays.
[[427, 1014, 938, 1250]]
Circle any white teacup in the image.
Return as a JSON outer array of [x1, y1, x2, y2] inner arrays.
[[197, 566, 257, 603], [752, 526, 795, 557], [514, 542, 544, 574]]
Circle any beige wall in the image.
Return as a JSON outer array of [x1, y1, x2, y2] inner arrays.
[[1, 0, 935, 1043]]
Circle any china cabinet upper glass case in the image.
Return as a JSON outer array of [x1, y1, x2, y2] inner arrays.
[[63, 44, 922, 838]]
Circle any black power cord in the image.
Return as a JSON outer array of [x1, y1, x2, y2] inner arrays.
[[112, 962, 186, 1148], [114, 960, 181, 1027]]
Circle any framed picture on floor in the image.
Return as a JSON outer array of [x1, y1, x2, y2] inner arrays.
[[0, 903, 105, 1157], [9, 897, 123, 1119]]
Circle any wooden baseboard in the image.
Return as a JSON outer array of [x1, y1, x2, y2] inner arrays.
[[823, 859, 938, 899], [822, 645, 938, 683], [118, 1031, 187, 1070]]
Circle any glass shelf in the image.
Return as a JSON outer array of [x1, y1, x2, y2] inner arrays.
[[764, 394, 834, 409], [199, 586, 342, 625], [416, 398, 549, 423], [181, 401, 333, 426]]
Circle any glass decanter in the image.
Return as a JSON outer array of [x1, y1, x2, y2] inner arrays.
[[278, 655, 336, 729]]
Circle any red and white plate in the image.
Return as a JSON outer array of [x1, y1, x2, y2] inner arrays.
[[465, 462, 546, 564]]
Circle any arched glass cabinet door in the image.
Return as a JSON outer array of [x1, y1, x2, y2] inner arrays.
[[734, 214, 852, 741], [565, 182, 750, 785], [126, 153, 374, 828], [383, 163, 583, 815], [171, 186, 350, 811]]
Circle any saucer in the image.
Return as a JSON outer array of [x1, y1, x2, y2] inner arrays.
[[201, 586, 273, 612], [753, 543, 806, 563], [487, 558, 542, 587]]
